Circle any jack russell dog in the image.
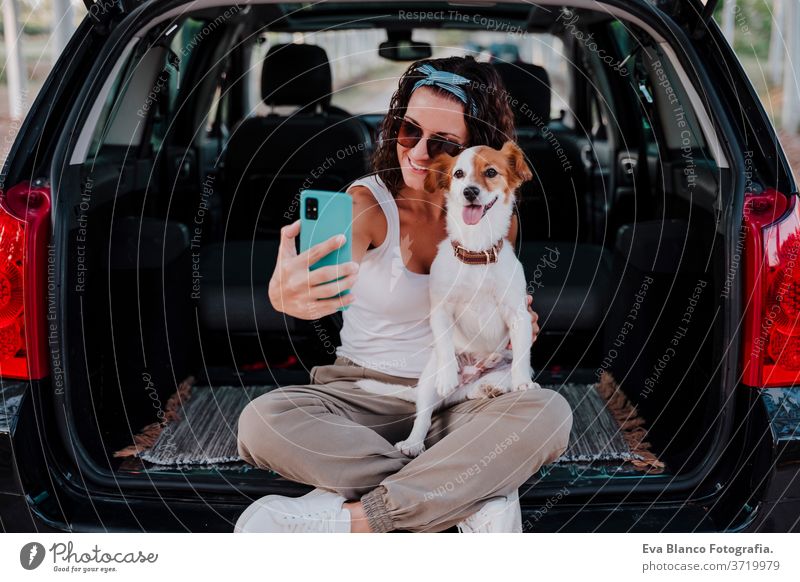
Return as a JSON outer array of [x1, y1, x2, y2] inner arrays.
[[356, 140, 541, 457]]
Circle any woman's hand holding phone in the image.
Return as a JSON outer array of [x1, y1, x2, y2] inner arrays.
[[268, 220, 359, 319]]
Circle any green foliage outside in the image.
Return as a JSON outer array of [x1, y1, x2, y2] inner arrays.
[[713, 0, 776, 59]]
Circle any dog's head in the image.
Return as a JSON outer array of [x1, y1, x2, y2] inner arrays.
[[424, 140, 532, 231]]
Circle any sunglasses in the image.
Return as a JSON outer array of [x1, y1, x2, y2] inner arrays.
[[392, 115, 466, 158]]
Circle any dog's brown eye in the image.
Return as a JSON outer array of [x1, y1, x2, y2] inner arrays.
[[485, 168, 498, 178], [454, 169, 464, 179]]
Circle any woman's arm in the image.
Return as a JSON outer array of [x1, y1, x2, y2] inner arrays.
[[507, 213, 519, 248], [347, 185, 387, 265], [267, 186, 385, 320], [506, 214, 541, 345]]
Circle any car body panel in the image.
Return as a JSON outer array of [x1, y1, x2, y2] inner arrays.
[[759, 388, 800, 504], [1, 0, 799, 532]]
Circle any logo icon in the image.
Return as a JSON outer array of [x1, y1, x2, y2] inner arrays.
[[20, 542, 46, 570]]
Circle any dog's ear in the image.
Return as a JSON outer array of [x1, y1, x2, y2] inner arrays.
[[423, 153, 455, 194], [501, 140, 533, 189]]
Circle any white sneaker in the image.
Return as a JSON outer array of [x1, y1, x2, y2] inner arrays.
[[457, 489, 522, 533], [234, 487, 351, 533]]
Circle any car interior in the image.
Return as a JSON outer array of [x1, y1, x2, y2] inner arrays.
[[60, 2, 728, 492]]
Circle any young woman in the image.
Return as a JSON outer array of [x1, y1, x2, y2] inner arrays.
[[235, 55, 574, 533]]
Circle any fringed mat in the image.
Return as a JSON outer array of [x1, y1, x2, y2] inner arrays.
[[113, 371, 665, 474]]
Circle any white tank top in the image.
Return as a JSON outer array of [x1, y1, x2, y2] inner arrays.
[[335, 174, 434, 378]]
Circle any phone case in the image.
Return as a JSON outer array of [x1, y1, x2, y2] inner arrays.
[[299, 190, 353, 311]]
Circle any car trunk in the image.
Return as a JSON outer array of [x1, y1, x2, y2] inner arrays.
[[47, 0, 738, 521], [55, 151, 725, 497]]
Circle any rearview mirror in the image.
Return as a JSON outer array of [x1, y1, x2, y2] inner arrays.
[[379, 30, 432, 61]]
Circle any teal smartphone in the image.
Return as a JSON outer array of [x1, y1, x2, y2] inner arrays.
[[299, 189, 353, 311]]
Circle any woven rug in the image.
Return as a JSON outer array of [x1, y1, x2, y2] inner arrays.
[[113, 372, 665, 474]]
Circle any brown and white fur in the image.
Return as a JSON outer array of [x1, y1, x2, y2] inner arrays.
[[355, 141, 541, 457]]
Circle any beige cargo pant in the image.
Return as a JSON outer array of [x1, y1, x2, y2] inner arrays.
[[237, 356, 573, 532]]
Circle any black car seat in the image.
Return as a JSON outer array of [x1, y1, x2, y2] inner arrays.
[[494, 62, 610, 333], [222, 42, 372, 240], [493, 61, 551, 128], [202, 43, 371, 337], [494, 61, 586, 243]]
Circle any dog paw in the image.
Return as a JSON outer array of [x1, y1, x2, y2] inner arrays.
[[435, 360, 459, 397], [467, 383, 504, 400], [511, 368, 534, 390], [395, 439, 425, 457], [512, 380, 541, 392], [465, 383, 485, 399]]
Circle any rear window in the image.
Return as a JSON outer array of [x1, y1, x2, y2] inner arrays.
[[247, 29, 571, 119], [85, 17, 208, 159]]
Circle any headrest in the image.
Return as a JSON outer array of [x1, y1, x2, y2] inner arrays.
[[493, 62, 551, 128], [261, 43, 332, 110]]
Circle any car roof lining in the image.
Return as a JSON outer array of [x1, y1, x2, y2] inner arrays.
[[166, 2, 615, 33], [69, 0, 728, 171]]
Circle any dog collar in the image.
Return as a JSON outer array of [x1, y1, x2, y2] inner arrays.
[[451, 238, 504, 265]]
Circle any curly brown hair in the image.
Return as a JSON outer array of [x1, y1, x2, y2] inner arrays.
[[371, 55, 517, 198]]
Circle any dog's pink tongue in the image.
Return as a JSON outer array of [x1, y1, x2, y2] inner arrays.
[[462, 204, 484, 225]]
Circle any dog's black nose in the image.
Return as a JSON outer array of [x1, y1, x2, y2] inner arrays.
[[463, 186, 480, 202]]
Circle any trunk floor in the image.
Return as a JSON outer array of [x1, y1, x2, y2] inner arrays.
[[112, 367, 668, 483]]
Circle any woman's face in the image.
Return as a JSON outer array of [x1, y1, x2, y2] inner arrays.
[[396, 86, 469, 195]]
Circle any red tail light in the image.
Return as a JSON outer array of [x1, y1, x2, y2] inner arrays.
[[742, 188, 800, 386], [0, 181, 51, 380]]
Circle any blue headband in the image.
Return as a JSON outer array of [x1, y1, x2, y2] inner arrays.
[[411, 64, 478, 117]]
